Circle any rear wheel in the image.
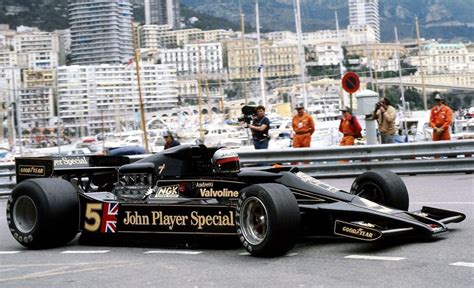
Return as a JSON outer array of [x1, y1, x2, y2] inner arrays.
[[236, 183, 300, 257], [6, 178, 80, 248], [350, 170, 409, 210]]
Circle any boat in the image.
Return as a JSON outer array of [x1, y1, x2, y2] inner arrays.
[[452, 118, 474, 140]]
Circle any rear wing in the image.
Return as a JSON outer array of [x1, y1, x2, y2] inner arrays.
[[15, 155, 138, 183]]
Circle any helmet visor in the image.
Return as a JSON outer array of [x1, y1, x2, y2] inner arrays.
[[216, 156, 240, 172]]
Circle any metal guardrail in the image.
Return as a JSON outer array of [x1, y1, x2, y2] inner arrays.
[[0, 140, 473, 195], [237, 140, 474, 177]]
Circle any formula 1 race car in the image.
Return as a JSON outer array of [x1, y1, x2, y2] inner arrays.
[[7, 144, 466, 257]]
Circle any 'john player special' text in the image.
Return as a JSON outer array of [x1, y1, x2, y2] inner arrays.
[[123, 210, 235, 230]]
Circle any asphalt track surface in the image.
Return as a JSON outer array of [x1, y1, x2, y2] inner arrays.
[[0, 174, 472, 287]]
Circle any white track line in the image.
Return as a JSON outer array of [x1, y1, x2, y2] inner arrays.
[[144, 250, 202, 255], [345, 255, 405, 261], [0, 251, 21, 255], [410, 202, 474, 205], [450, 262, 474, 268], [61, 250, 110, 254], [239, 252, 298, 256]]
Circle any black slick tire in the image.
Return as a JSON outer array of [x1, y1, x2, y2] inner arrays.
[[236, 183, 300, 257], [350, 170, 409, 210], [6, 178, 80, 248]]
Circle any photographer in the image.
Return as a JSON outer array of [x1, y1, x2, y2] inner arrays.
[[246, 105, 271, 149], [373, 97, 396, 144]]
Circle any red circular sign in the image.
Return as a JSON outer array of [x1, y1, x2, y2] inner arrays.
[[342, 72, 360, 93]]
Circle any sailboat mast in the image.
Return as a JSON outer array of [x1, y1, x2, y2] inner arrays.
[[132, 22, 149, 153], [293, 0, 307, 108], [255, 0, 267, 107], [364, 34, 374, 91], [394, 26, 408, 140], [335, 11, 345, 79], [335, 11, 346, 108], [240, 13, 248, 104], [415, 16, 427, 110]]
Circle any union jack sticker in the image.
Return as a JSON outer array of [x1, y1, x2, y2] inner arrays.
[[100, 202, 119, 233]]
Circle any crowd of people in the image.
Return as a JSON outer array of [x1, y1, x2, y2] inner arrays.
[[162, 91, 454, 151], [239, 91, 454, 150]]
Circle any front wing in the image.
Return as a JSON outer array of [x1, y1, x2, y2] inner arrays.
[[299, 201, 465, 241]]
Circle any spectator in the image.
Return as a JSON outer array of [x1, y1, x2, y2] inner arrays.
[[338, 107, 362, 146], [373, 97, 397, 144], [248, 105, 271, 149], [163, 131, 181, 149], [292, 103, 315, 148], [429, 93, 453, 141]]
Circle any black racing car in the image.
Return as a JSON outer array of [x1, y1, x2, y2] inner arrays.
[[7, 144, 465, 257]]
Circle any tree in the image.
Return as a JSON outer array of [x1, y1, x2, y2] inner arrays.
[[404, 88, 424, 110], [307, 65, 340, 78], [400, 61, 417, 76], [462, 95, 473, 108], [64, 128, 76, 137], [31, 127, 40, 135], [381, 87, 424, 110]]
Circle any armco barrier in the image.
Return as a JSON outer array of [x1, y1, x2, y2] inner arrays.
[[0, 140, 473, 195], [237, 140, 474, 177], [237, 140, 474, 164]]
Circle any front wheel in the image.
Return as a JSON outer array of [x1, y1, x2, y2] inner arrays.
[[350, 170, 409, 211], [236, 183, 300, 257], [6, 178, 80, 248]]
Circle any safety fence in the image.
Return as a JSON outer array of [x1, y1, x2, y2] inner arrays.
[[237, 140, 474, 177], [0, 140, 473, 195]]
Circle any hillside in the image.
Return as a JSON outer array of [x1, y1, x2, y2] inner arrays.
[[181, 0, 474, 41], [1, 0, 472, 42]]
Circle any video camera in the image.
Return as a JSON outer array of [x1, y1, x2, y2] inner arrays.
[[238, 105, 257, 124]]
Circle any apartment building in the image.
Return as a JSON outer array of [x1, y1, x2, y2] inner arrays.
[[18, 50, 59, 70], [346, 43, 407, 70], [0, 67, 21, 103], [158, 28, 203, 48], [138, 25, 234, 49], [18, 87, 54, 129], [406, 42, 472, 74], [226, 40, 301, 80], [145, 0, 181, 29], [160, 42, 224, 78], [307, 42, 343, 66], [22, 69, 56, 88], [348, 0, 380, 42], [0, 50, 17, 67], [13, 30, 59, 53], [266, 25, 376, 49], [56, 63, 178, 134], [138, 25, 171, 49], [266, 31, 297, 44], [68, 0, 134, 65], [0, 28, 60, 69]]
